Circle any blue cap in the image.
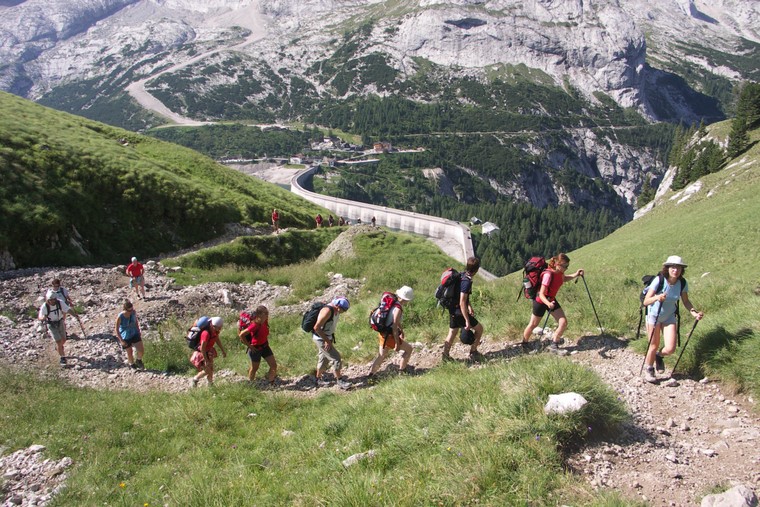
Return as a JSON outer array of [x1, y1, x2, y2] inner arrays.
[[197, 316, 210, 328], [331, 297, 350, 311]]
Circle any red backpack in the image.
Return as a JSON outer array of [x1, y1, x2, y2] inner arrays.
[[238, 309, 254, 331], [369, 292, 400, 334], [519, 256, 548, 300]]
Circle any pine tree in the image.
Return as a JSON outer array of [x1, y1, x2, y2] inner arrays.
[[727, 115, 749, 159]]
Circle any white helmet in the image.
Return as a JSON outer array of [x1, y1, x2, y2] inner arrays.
[[396, 286, 414, 301], [131, 256, 137, 262], [210, 317, 223, 328]]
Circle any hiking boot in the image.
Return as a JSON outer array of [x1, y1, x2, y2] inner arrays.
[[468, 350, 483, 361], [442, 352, 454, 362], [643, 367, 657, 383], [135, 359, 145, 370], [317, 378, 332, 388], [59, 357, 66, 366], [337, 378, 351, 390], [548, 342, 569, 356], [129, 363, 137, 370], [655, 353, 665, 373], [191, 378, 199, 388]]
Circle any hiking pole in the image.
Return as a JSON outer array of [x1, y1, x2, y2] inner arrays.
[[639, 298, 664, 375], [671, 319, 699, 375], [580, 275, 604, 335], [540, 311, 551, 335], [77, 317, 87, 338]]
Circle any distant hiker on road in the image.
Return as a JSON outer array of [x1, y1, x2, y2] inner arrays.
[[191, 316, 227, 387], [368, 286, 415, 377], [442, 257, 484, 361], [272, 208, 280, 233], [311, 297, 351, 389], [521, 253, 583, 355], [38, 290, 78, 366], [115, 300, 145, 370], [641, 255, 703, 383], [126, 257, 146, 299], [315, 214, 323, 228], [239, 305, 278, 385]]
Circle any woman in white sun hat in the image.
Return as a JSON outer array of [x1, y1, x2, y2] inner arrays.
[[368, 286, 415, 378], [641, 255, 704, 383]]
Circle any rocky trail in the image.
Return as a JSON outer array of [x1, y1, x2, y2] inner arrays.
[[1, 230, 758, 506]]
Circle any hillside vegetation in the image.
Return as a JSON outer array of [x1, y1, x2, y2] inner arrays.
[[0, 92, 328, 268]]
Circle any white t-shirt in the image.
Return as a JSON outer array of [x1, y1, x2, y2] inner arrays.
[[39, 300, 70, 323]]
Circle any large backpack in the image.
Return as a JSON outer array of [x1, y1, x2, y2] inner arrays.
[[636, 274, 687, 342], [301, 302, 333, 333], [435, 268, 462, 309], [44, 300, 63, 325], [186, 316, 211, 350], [517, 256, 548, 301], [369, 292, 400, 334]]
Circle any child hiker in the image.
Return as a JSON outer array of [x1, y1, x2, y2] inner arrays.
[[239, 305, 278, 385]]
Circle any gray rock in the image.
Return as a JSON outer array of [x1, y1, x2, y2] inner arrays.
[[701, 485, 758, 507]]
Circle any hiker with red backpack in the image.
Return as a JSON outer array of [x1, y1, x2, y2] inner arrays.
[[191, 316, 227, 387], [239, 305, 278, 385], [641, 255, 703, 383], [310, 297, 351, 389], [368, 286, 415, 377], [442, 257, 484, 361], [521, 253, 583, 354]]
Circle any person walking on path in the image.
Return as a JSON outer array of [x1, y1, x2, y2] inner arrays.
[[271, 209, 280, 233], [315, 214, 323, 228], [311, 297, 351, 389], [328, 214, 335, 227], [521, 253, 584, 355], [368, 286, 415, 377], [38, 290, 78, 366], [442, 257, 484, 361], [48, 278, 77, 337], [239, 305, 278, 385], [641, 255, 703, 383], [114, 300, 145, 369], [125, 257, 146, 299], [191, 316, 227, 387]]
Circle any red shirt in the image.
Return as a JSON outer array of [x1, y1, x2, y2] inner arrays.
[[200, 328, 219, 350], [540, 269, 564, 300], [126, 262, 144, 277], [245, 321, 269, 347], [272, 211, 279, 221]]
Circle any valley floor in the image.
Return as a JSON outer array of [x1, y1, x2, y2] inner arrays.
[[1, 261, 758, 506]]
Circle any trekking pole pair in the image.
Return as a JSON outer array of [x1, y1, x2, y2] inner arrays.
[[578, 275, 604, 335]]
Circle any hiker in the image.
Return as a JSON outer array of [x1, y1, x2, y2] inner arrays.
[[641, 255, 703, 383], [339, 216, 345, 226], [315, 214, 323, 228], [272, 208, 280, 233], [50, 278, 73, 306], [368, 286, 415, 377], [311, 297, 351, 389], [38, 290, 78, 365], [328, 214, 335, 227], [114, 300, 145, 369], [371, 216, 376, 227], [239, 305, 277, 384], [442, 257, 484, 361], [521, 253, 584, 354], [125, 256, 146, 299], [191, 316, 227, 387]]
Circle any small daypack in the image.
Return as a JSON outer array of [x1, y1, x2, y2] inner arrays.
[[435, 268, 462, 309], [301, 302, 333, 333], [186, 316, 210, 350], [238, 309, 254, 331], [517, 256, 548, 301], [369, 292, 400, 334]]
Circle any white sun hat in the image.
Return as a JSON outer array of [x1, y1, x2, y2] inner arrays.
[[663, 255, 687, 267], [396, 286, 414, 301]]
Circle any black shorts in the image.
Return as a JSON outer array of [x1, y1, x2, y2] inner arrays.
[[121, 333, 142, 349], [532, 299, 562, 318], [449, 312, 479, 330], [247, 343, 274, 363]]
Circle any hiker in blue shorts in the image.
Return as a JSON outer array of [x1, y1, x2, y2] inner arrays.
[[641, 255, 703, 383]]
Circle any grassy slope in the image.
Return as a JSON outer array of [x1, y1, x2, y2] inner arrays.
[[0, 91, 328, 267]]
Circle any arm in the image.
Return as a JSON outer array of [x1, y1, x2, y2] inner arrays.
[[643, 287, 667, 306], [680, 293, 704, 320], [391, 307, 403, 350], [239, 328, 252, 348], [538, 283, 554, 309], [217, 337, 227, 358], [314, 307, 334, 349], [114, 316, 125, 346], [38, 306, 46, 321], [563, 269, 584, 283], [459, 291, 471, 329]]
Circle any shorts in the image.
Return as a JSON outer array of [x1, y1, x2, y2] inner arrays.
[[47, 321, 66, 342], [646, 314, 677, 326], [247, 343, 274, 362], [532, 299, 562, 318], [121, 333, 142, 349], [190, 348, 217, 369], [449, 312, 479, 330], [130, 275, 144, 287], [378, 332, 399, 350]]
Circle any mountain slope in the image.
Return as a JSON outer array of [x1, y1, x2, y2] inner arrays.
[[0, 91, 326, 268]]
